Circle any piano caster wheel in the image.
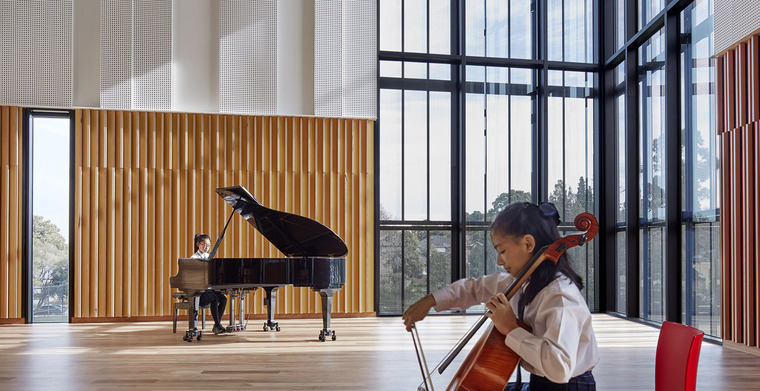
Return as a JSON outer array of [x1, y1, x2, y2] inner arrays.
[[264, 322, 280, 332], [183, 330, 202, 342], [319, 330, 336, 342]]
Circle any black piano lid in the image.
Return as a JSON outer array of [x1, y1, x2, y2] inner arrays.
[[215, 186, 349, 258]]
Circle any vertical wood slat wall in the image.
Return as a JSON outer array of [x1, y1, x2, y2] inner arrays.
[[717, 34, 760, 349], [0, 106, 374, 321], [0, 107, 23, 321], [74, 110, 375, 320]]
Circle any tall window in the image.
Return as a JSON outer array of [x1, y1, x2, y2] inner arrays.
[[546, 70, 596, 303], [680, 0, 719, 337], [28, 111, 71, 323], [378, 0, 598, 315], [603, 0, 719, 336], [612, 62, 627, 314], [638, 30, 667, 322], [465, 66, 536, 285]]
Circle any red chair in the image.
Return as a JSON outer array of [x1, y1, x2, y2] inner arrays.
[[655, 321, 705, 391]]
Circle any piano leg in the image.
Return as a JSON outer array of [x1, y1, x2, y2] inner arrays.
[[225, 289, 248, 333], [183, 296, 203, 343], [263, 287, 281, 331], [317, 289, 338, 342]]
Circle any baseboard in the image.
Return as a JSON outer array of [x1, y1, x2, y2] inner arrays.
[[723, 340, 760, 356], [0, 318, 25, 324]]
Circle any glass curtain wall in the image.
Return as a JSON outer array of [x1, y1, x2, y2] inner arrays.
[[679, 0, 719, 337], [378, 0, 598, 315], [638, 30, 667, 322], [378, 0, 455, 313], [465, 66, 535, 286], [546, 70, 596, 304], [604, 0, 719, 336], [612, 62, 627, 314]]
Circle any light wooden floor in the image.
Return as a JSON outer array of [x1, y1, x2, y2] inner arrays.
[[1, 314, 759, 390]]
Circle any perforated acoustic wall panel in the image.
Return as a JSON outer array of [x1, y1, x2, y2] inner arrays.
[[132, 0, 172, 111], [714, 0, 760, 56], [0, 1, 72, 107], [100, 0, 132, 109], [100, 0, 172, 111], [70, 109, 374, 321], [314, 0, 342, 117], [0, 106, 23, 322], [219, 0, 277, 115], [314, 0, 377, 119]]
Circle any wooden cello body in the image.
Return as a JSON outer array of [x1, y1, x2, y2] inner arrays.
[[447, 324, 518, 391], [445, 212, 598, 391]]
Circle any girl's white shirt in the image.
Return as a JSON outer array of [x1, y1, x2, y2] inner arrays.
[[191, 250, 209, 259], [431, 272, 599, 383]]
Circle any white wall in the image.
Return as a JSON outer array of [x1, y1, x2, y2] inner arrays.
[[277, 0, 315, 116], [73, 0, 100, 108], [173, 0, 219, 113]]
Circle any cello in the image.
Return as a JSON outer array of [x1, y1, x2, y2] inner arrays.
[[410, 212, 599, 391]]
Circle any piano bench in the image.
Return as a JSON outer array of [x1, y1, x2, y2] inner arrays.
[[172, 292, 210, 333]]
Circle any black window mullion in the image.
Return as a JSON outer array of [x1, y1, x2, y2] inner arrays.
[[562, 71, 567, 217], [401, 229, 406, 309], [561, 0, 566, 62], [455, 0, 467, 283], [426, 233, 431, 294], [402, 90, 406, 221], [625, 43, 640, 319], [537, 0, 549, 201], [508, 0, 512, 58], [427, 89, 431, 222], [508, 69, 513, 202], [664, 7, 682, 324], [598, 0, 616, 313], [681, 9, 695, 327]]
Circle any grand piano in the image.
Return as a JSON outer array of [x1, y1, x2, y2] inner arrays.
[[170, 185, 348, 342]]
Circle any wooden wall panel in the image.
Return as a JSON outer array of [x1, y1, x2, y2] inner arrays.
[[718, 32, 760, 351], [0, 106, 23, 322], [750, 37, 760, 122], [73, 110, 375, 320]]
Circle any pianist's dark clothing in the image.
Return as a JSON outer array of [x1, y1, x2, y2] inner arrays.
[[199, 290, 227, 328], [191, 251, 227, 329]]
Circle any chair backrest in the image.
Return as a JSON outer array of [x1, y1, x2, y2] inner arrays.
[[655, 321, 704, 391]]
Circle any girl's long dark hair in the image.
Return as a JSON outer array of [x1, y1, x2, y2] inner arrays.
[[490, 202, 583, 313], [193, 233, 210, 253]]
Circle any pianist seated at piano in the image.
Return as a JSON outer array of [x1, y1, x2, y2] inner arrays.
[[191, 233, 228, 335]]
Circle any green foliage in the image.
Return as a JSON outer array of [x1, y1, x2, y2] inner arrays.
[[378, 178, 596, 313], [32, 215, 69, 308], [487, 189, 532, 220]]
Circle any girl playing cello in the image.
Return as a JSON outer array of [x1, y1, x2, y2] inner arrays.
[[402, 202, 599, 390]]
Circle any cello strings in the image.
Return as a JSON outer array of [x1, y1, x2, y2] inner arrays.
[[428, 312, 492, 374]]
